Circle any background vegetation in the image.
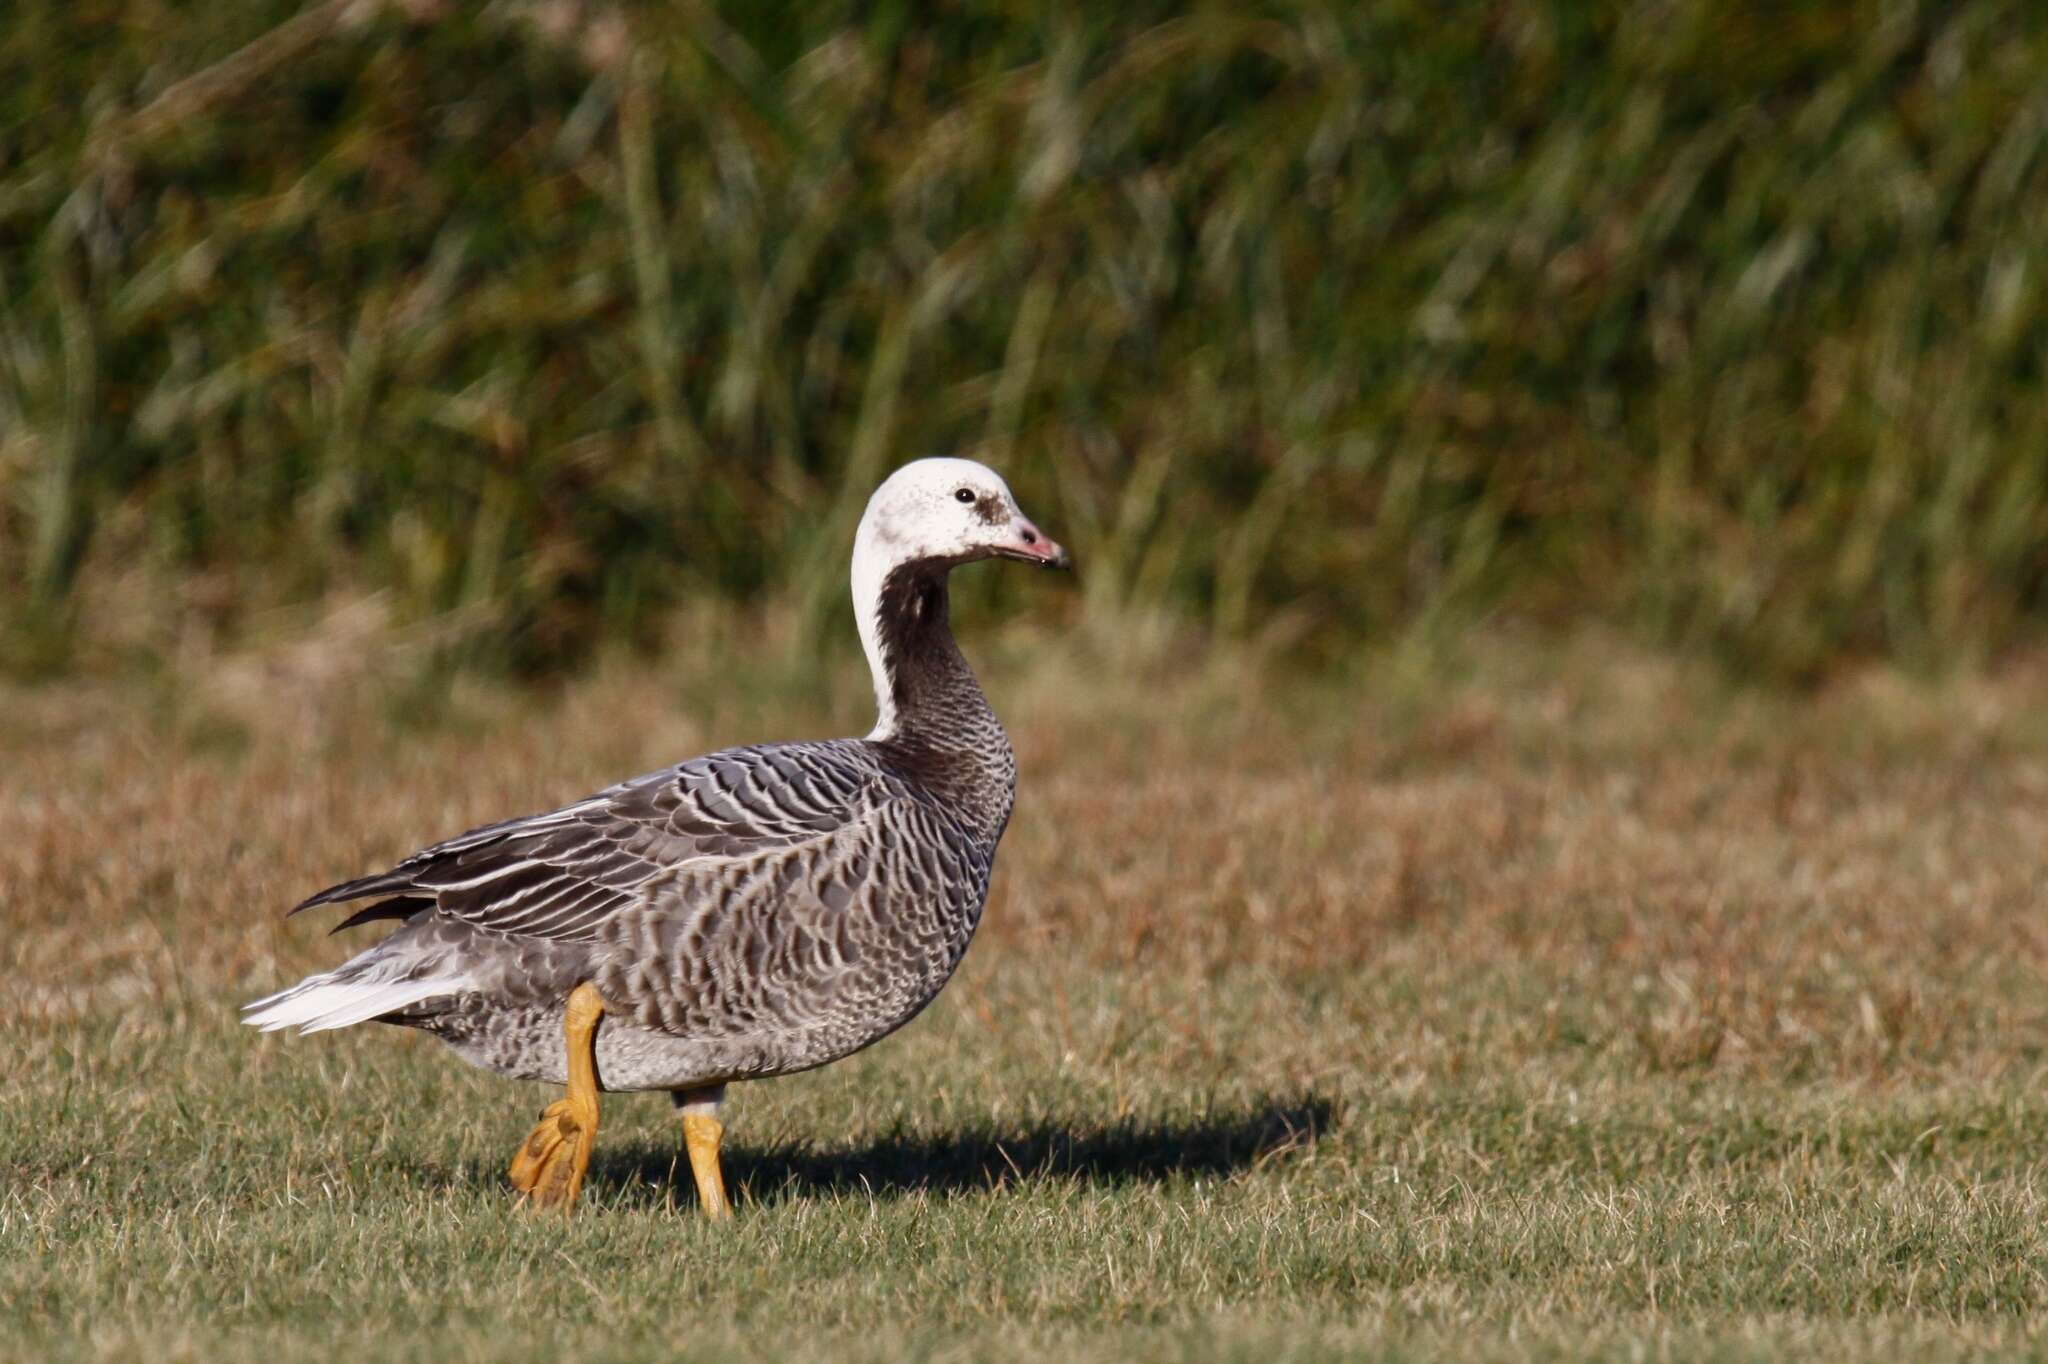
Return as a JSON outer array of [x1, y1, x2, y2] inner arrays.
[[4, 0, 2048, 680]]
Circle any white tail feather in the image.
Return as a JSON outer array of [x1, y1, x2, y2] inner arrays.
[[242, 971, 469, 1034]]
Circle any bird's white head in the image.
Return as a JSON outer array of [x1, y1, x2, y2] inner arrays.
[[851, 457, 1069, 738], [853, 457, 1069, 577]]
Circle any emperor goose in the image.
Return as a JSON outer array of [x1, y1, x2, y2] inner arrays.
[[244, 458, 1069, 1216]]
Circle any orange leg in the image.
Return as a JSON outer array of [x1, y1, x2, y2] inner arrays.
[[675, 1086, 732, 1220], [507, 983, 606, 1212]]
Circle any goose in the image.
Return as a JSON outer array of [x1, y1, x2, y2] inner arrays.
[[243, 458, 1069, 1217]]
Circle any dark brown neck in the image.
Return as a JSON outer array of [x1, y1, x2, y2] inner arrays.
[[867, 562, 1016, 838], [872, 564, 987, 740]]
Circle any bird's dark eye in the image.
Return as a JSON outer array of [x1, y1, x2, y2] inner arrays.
[[954, 488, 975, 503]]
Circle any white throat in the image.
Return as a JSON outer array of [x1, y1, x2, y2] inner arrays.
[[849, 508, 901, 741]]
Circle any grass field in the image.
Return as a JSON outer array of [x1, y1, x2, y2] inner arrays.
[[7, 625, 2048, 1360]]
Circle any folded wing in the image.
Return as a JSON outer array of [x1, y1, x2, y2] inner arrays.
[[293, 741, 883, 943]]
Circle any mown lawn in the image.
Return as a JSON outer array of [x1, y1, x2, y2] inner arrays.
[[7, 634, 2048, 1361]]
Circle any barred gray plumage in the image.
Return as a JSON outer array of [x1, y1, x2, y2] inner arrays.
[[244, 458, 1068, 1107]]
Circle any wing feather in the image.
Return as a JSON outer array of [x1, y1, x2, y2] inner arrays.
[[291, 741, 887, 943]]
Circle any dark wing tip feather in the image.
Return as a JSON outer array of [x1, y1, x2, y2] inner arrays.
[[288, 869, 418, 916], [328, 896, 434, 935]]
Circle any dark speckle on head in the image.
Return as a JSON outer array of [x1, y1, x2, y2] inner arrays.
[[972, 493, 1007, 527]]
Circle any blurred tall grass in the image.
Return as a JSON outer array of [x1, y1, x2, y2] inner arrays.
[[2, 0, 2046, 680]]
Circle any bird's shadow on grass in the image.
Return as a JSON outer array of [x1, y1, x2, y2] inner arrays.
[[585, 1092, 1336, 1210]]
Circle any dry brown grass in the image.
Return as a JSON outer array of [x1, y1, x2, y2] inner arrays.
[[12, 626, 2048, 1083]]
